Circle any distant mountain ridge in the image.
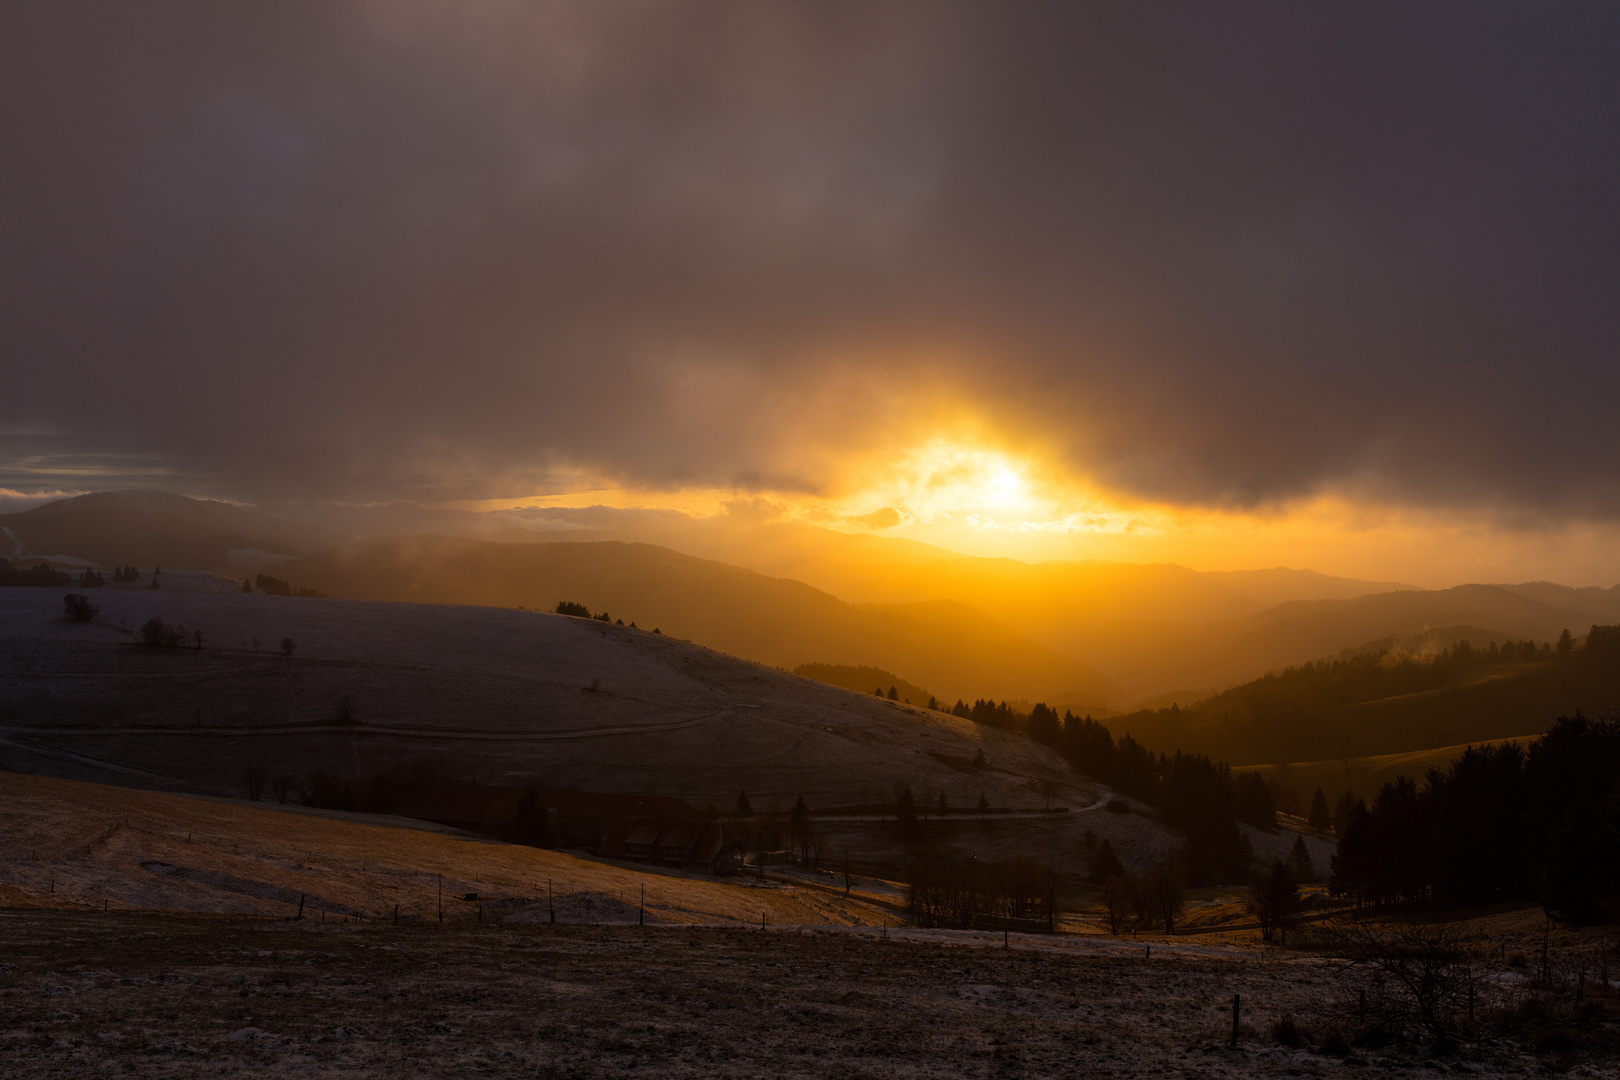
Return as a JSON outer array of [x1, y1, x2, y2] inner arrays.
[[0, 490, 345, 571], [11, 490, 1620, 709], [279, 533, 1123, 707]]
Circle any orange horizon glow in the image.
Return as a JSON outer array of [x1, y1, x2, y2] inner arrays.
[[445, 436, 1620, 590]]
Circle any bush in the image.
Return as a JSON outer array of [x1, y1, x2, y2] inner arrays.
[[63, 593, 99, 622], [279, 637, 296, 656], [1317, 1030, 1351, 1057], [139, 616, 188, 647], [1105, 797, 1130, 814], [1270, 1017, 1304, 1048]]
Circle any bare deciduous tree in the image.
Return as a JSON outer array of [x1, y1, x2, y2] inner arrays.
[[270, 770, 296, 804], [241, 762, 268, 801], [1247, 860, 1300, 943]]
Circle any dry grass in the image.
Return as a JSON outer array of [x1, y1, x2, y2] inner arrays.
[[0, 771, 883, 928]]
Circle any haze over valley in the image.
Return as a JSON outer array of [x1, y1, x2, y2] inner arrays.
[[7, 4, 1620, 1076]]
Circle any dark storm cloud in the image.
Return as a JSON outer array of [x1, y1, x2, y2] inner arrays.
[[3, 2, 1618, 512]]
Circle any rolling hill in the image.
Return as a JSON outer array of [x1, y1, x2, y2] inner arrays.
[[1111, 643, 1620, 767], [276, 534, 1122, 707], [12, 489, 1620, 711], [0, 489, 345, 573], [0, 579, 1091, 813], [2, 579, 1244, 880]]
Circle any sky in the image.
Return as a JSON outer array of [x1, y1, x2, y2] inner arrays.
[[4, 3, 1620, 587]]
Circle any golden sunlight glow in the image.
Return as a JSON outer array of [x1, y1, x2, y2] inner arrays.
[[451, 437, 1620, 588], [837, 438, 1152, 540]]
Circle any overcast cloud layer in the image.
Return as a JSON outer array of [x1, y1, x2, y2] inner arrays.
[[4, 3, 1619, 513]]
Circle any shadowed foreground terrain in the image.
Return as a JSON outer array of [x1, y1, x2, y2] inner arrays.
[[3, 910, 1613, 1079]]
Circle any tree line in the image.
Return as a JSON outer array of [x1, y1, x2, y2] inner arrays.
[[938, 693, 1275, 885], [0, 559, 70, 586], [253, 573, 325, 598], [1331, 713, 1620, 924], [906, 855, 1058, 930], [1109, 628, 1613, 764], [555, 600, 648, 630]]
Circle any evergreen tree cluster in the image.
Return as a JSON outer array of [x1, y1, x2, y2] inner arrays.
[[947, 698, 1028, 730], [112, 565, 140, 583], [0, 559, 71, 586], [254, 573, 325, 598], [942, 690, 1274, 885], [553, 599, 622, 624], [1331, 713, 1620, 923]]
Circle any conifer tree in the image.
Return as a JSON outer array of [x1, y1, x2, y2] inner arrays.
[[1090, 838, 1125, 883], [1289, 833, 1316, 882], [1308, 786, 1332, 832]]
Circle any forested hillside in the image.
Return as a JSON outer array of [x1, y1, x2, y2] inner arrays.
[[1108, 628, 1620, 764]]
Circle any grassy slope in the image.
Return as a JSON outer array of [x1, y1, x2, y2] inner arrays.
[[0, 770, 877, 925], [0, 579, 1089, 814]]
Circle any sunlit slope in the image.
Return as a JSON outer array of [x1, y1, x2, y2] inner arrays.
[[0, 490, 345, 570], [0, 583, 1086, 813], [280, 535, 1120, 706], [1117, 652, 1620, 766], [1233, 736, 1541, 807], [0, 771, 877, 925]]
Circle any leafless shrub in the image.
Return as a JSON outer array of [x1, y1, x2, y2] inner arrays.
[[140, 616, 187, 647], [1270, 1016, 1306, 1047], [1313, 913, 1535, 1045], [63, 593, 99, 622]]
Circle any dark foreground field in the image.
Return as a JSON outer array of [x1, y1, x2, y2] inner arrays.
[[3, 911, 1612, 1079]]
